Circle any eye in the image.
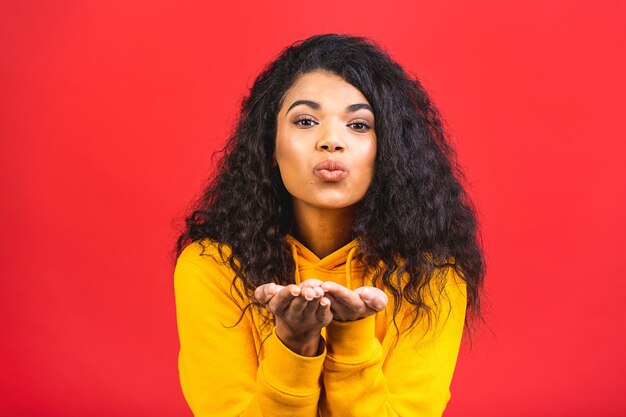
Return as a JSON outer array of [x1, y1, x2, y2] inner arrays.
[[348, 121, 371, 131], [294, 116, 318, 128]]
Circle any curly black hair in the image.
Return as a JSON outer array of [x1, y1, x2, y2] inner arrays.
[[176, 33, 485, 333]]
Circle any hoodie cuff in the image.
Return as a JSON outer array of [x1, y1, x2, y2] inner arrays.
[[325, 315, 379, 363], [260, 328, 326, 395]]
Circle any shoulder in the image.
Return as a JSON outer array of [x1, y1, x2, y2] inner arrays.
[[394, 266, 467, 340], [391, 255, 467, 296], [419, 265, 467, 317], [177, 238, 232, 266], [175, 239, 243, 301], [176, 239, 240, 278], [438, 265, 467, 298]]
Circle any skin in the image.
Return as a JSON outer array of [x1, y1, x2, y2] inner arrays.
[[254, 71, 388, 356]]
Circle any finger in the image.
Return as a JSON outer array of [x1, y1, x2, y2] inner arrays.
[[320, 296, 331, 308], [321, 282, 362, 308], [267, 285, 300, 315], [301, 285, 323, 301], [314, 286, 325, 298], [322, 294, 343, 317], [302, 296, 321, 315], [288, 294, 310, 314], [362, 287, 389, 305], [356, 287, 389, 312], [255, 284, 287, 305], [299, 279, 325, 300], [316, 296, 333, 325], [254, 283, 276, 304], [300, 278, 324, 288], [324, 293, 338, 306]]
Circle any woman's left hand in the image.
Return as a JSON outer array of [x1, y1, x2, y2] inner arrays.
[[319, 282, 388, 322]]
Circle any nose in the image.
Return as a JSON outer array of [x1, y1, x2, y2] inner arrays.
[[316, 125, 346, 152]]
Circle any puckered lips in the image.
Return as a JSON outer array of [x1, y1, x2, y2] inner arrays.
[[313, 159, 349, 182]]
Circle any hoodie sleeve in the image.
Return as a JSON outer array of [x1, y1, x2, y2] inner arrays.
[[320, 267, 468, 417], [174, 242, 325, 417]]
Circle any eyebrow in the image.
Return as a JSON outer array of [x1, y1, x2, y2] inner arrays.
[[285, 100, 374, 116], [346, 103, 373, 113], [287, 100, 320, 113]]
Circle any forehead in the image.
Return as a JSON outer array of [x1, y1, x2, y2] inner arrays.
[[280, 71, 370, 110]]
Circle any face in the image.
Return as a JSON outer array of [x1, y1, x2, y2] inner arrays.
[[274, 70, 377, 211]]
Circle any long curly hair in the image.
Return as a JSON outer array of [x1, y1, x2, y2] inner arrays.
[[176, 33, 485, 333]]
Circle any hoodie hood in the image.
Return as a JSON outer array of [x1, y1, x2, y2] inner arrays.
[[285, 234, 363, 289]]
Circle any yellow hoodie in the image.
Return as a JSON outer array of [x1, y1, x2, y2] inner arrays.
[[174, 235, 467, 417]]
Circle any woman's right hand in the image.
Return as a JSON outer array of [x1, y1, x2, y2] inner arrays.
[[254, 283, 332, 357]]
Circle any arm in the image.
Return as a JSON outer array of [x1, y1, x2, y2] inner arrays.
[[320, 268, 468, 417], [174, 242, 327, 417]]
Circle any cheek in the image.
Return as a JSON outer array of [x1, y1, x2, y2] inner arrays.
[[274, 131, 291, 167], [275, 137, 307, 184], [362, 143, 377, 187], [357, 141, 377, 173], [346, 143, 376, 194], [275, 130, 310, 165], [275, 142, 297, 169]]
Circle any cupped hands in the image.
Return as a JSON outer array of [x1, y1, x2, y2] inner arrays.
[[254, 279, 388, 356]]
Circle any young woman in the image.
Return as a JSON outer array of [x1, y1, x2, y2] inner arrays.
[[174, 33, 484, 417]]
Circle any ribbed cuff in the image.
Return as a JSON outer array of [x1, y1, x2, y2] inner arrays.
[[325, 315, 379, 362], [260, 328, 326, 395]]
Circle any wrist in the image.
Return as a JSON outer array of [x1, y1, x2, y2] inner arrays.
[[326, 315, 378, 359], [275, 326, 323, 357]]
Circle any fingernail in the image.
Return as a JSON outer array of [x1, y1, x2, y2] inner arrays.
[[361, 288, 373, 300]]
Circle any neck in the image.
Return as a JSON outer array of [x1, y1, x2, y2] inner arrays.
[[292, 201, 357, 259]]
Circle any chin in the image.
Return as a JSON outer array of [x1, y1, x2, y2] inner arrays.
[[316, 202, 355, 210], [305, 197, 362, 210], [290, 189, 367, 211]]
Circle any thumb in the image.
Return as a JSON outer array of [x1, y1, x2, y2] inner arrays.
[[254, 283, 278, 304], [356, 287, 388, 311]]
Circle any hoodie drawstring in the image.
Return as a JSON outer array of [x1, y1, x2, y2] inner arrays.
[[290, 243, 302, 285], [346, 246, 358, 290]]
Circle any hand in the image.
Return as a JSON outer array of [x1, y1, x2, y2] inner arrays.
[[320, 282, 388, 322], [254, 283, 332, 356], [253, 282, 286, 305], [253, 280, 325, 304]]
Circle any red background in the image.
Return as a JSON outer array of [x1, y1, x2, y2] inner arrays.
[[2, 1, 625, 416]]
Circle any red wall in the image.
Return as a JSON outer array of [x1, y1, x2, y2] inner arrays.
[[2, 1, 624, 416]]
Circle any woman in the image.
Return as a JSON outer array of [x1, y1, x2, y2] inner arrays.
[[174, 33, 484, 417]]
